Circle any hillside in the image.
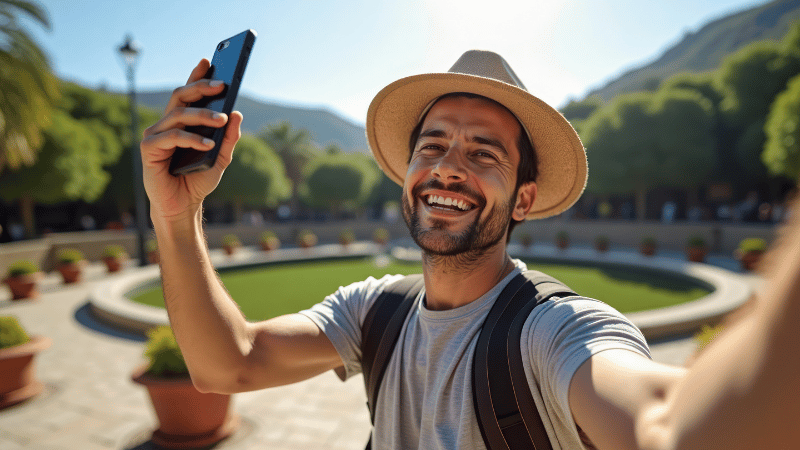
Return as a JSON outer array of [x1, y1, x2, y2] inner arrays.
[[585, 0, 800, 101], [136, 90, 369, 153]]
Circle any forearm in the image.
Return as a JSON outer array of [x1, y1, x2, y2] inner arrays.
[[152, 205, 252, 391], [651, 217, 800, 449]]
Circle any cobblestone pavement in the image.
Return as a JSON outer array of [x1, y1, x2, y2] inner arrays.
[[0, 259, 752, 450]]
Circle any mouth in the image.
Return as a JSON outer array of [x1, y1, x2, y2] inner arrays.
[[424, 194, 473, 212]]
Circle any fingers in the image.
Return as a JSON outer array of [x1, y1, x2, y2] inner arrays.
[[163, 59, 223, 114], [141, 128, 215, 163], [147, 107, 228, 136]]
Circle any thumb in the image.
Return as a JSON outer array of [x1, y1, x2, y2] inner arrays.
[[216, 111, 243, 168]]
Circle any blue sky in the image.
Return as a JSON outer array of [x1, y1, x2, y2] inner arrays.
[[26, 0, 767, 125]]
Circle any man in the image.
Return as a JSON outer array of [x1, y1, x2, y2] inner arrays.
[[141, 51, 799, 449]]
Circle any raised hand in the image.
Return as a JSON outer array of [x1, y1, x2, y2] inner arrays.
[[140, 58, 243, 222]]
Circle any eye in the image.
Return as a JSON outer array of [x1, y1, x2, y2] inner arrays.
[[474, 150, 498, 161]]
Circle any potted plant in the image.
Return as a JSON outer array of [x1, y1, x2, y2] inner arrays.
[[4, 260, 42, 300], [56, 248, 85, 284], [147, 239, 159, 265], [0, 316, 51, 409], [132, 326, 239, 449], [594, 236, 609, 253], [372, 227, 390, 246], [297, 229, 318, 249], [339, 229, 355, 248], [640, 237, 657, 256], [259, 231, 280, 251], [518, 232, 533, 249], [686, 236, 708, 263], [102, 244, 128, 273], [555, 231, 569, 250], [735, 237, 768, 271], [221, 234, 241, 256]]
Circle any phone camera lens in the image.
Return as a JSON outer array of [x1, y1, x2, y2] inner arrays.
[[217, 43, 224, 51]]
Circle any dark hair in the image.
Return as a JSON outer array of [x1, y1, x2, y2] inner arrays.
[[407, 92, 538, 240]]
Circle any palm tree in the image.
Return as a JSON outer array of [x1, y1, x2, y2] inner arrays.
[[258, 122, 314, 218], [0, 0, 59, 173]]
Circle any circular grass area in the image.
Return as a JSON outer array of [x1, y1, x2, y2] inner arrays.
[[129, 256, 712, 321]]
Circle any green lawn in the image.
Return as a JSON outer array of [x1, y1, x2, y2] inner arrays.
[[130, 257, 711, 321]]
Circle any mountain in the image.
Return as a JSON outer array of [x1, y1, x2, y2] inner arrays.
[[584, 0, 800, 102], [136, 90, 369, 153]]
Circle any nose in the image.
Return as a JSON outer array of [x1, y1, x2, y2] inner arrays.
[[431, 148, 467, 182]]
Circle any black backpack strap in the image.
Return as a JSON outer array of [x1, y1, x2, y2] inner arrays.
[[361, 274, 425, 424], [473, 270, 576, 450]]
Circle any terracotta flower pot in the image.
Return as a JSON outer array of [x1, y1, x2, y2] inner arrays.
[[556, 238, 569, 250], [223, 245, 238, 256], [259, 237, 280, 251], [103, 256, 125, 273], [686, 246, 707, 263], [738, 250, 764, 272], [4, 273, 41, 300], [640, 243, 656, 256], [132, 366, 239, 449], [57, 261, 84, 284], [0, 335, 52, 409]]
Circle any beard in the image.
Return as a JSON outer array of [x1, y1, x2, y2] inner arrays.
[[402, 179, 515, 259]]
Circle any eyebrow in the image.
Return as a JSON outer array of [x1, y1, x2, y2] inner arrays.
[[417, 128, 510, 157]]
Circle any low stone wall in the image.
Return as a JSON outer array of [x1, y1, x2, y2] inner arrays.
[[0, 219, 774, 274]]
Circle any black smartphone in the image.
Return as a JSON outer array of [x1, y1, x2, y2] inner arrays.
[[169, 29, 257, 176]]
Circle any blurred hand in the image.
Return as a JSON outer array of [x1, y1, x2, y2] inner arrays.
[[141, 58, 243, 222]]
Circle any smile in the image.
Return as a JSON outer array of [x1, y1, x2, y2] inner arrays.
[[426, 195, 472, 212]]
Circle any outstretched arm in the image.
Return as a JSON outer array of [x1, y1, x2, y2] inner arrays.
[[143, 60, 341, 395], [570, 195, 800, 450]]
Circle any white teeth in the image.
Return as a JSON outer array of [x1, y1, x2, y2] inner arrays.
[[427, 195, 469, 211]]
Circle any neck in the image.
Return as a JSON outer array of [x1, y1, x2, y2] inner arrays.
[[421, 244, 515, 311]]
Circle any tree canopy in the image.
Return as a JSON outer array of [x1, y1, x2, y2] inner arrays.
[[0, 0, 59, 172], [300, 152, 380, 213], [763, 73, 800, 179]]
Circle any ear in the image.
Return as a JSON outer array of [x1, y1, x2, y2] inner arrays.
[[512, 182, 537, 221]]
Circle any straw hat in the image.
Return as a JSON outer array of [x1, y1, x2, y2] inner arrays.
[[366, 50, 587, 220]]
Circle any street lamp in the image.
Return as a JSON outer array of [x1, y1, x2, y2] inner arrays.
[[118, 34, 148, 267]]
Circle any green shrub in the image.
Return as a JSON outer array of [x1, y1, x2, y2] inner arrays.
[[143, 326, 188, 377], [694, 324, 724, 352], [57, 248, 84, 264], [146, 239, 158, 252], [687, 235, 706, 248], [260, 230, 277, 242], [103, 244, 127, 258], [0, 316, 31, 349], [7, 260, 39, 277], [556, 231, 569, 240], [222, 234, 241, 248], [641, 237, 657, 246], [297, 229, 318, 247], [738, 237, 768, 253], [372, 227, 390, 243], [339, 229, 355, 244], [595, 236, 609, 245]]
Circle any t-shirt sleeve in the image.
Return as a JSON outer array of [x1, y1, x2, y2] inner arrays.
[[298, 274, 405, 381], [521, 296, 651, 448]]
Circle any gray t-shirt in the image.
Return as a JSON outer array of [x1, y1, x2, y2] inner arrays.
[[299, 260, 651, 449]]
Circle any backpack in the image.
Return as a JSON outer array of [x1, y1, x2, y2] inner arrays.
[[361, 270, 576, 450]]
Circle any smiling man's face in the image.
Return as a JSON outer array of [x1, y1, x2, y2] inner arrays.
[[401, 95, 532, 257]]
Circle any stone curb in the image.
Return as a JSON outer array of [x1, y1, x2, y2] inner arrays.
[[90, 242, 753, 340]]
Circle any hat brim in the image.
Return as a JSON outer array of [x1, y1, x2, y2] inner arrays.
[[366, 72, 587, 220]]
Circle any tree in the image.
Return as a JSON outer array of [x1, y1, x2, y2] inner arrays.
[[0, 111, 112, 236], [207, 134, 291, 220], [763, 73, 800, 180], [258, 122, 315, 218], [560, 96, 603, 122], [0, 0, 59, 172], [300, 153, 380, 215], [581, 89, 716, 220]]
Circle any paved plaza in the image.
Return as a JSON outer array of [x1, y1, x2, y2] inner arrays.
[[0, 252, 758, 450]]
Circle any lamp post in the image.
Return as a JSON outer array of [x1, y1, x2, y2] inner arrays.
[[118, 35, 148, 267]]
